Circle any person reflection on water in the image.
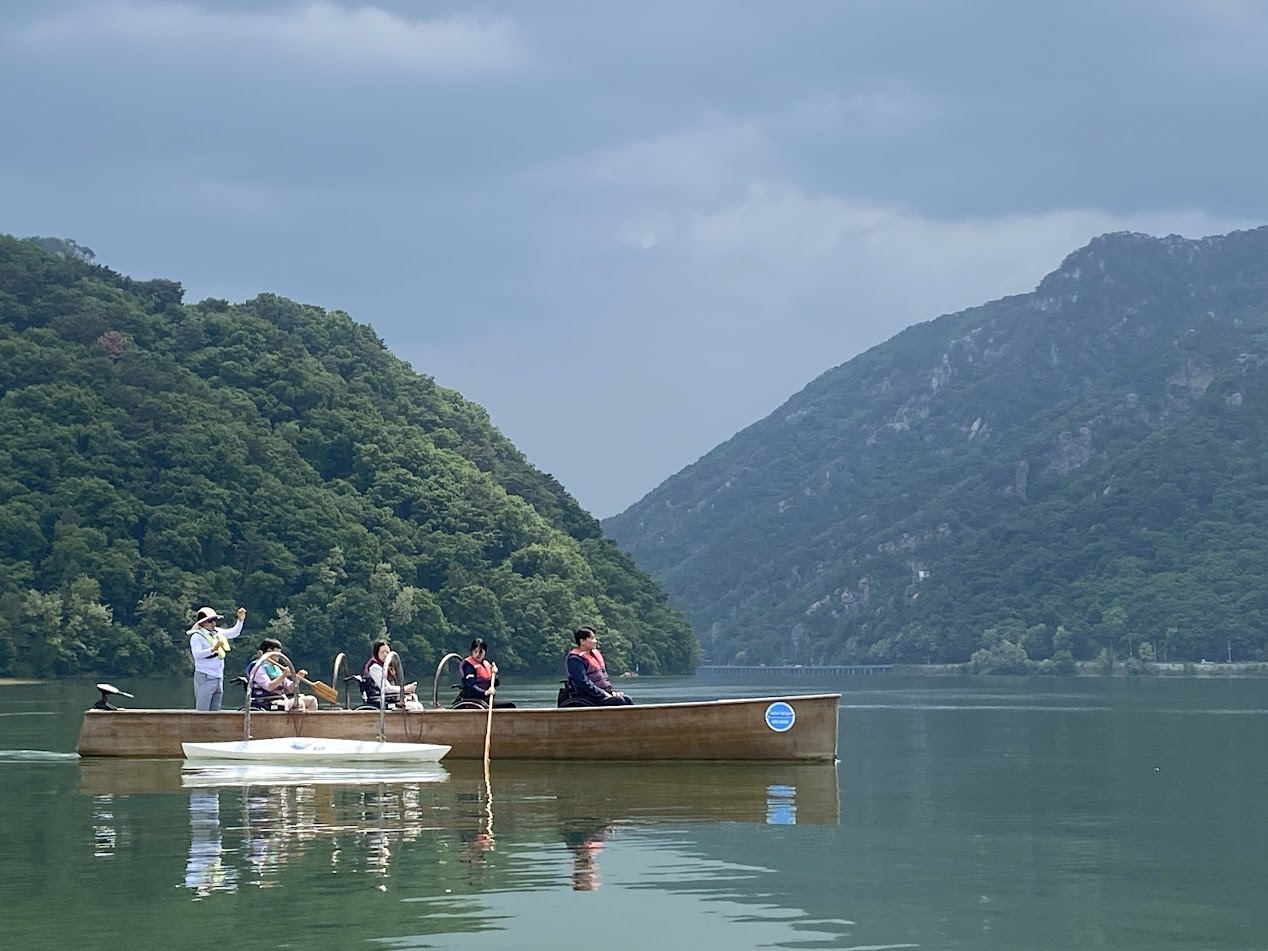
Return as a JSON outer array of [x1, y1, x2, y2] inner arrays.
[[189, 606, 245, 711], [184, 791, 236, 898], [563, 823, 608, 891], [566, 627, 633, 705]]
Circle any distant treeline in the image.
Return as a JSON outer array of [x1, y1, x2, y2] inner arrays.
[[0, 235, 697, 677]]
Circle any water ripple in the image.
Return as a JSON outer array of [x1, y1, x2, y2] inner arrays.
[[0, 749, 80, 762]]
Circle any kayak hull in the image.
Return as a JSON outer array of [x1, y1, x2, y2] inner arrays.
[[181, 736, 450, 763]]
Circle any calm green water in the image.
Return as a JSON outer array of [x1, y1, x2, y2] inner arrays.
[[3, 675, 1266, 950]]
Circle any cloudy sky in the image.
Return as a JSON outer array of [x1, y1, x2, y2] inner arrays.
[[2, 1, 1265, 516]]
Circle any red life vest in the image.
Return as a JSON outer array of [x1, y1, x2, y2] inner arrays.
[[464, 656, 494, 691], [569, 647, 612, 692]]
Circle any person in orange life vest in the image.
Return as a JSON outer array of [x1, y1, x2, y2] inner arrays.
[[566, 627, 634, 705], [459, 637, 517, 708]]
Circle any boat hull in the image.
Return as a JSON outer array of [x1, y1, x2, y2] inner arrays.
[[181, 737, 450, 764], [78, 694, 839, 761]]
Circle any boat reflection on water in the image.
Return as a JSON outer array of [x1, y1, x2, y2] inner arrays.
[[181, 763, 451, 789], [77, 758, 839, 894]]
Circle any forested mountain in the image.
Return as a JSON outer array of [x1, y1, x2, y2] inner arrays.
[[0, 235, 695, 677], [605, 227, 1268, 669]]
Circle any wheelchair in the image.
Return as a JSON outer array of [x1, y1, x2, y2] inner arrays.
[[344, 674, 403, 711], [449, 686, 489, 711], [231, 675, 291, 712], [556, 679, 600, 708]]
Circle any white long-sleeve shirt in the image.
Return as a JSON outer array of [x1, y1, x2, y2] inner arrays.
[[367, 661, 402, 699], [188, 620, 244, 677]]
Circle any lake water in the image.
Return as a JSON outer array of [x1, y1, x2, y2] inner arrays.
[[3, 674, 1266, 950]]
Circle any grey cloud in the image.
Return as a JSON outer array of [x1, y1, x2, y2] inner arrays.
[[17, 1, 530, 76], [2, 0, 1268, 515]]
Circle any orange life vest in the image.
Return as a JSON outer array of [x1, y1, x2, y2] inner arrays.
[[569, 647, 612, 692], [464, 656, 494, 691]]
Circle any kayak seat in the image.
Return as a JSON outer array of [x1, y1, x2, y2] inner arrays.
[[556, 680, 600, 709]]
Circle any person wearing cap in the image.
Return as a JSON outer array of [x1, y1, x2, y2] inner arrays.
[[188, 605, 246, 711]]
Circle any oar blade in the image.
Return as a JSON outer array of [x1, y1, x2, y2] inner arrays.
[[310, 680, 339, 704]]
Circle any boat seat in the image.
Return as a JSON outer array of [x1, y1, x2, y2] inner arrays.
[[556, 680, 600, 708]]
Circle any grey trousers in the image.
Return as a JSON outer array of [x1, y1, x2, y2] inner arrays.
[[194, 672, 224, 711]]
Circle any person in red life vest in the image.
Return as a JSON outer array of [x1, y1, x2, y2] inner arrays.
[[566, 627, 634, 705], [459, 638, 516, 708]]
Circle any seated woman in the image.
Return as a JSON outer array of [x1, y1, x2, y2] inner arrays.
[[362, 639, 424, 711], [457, 638, 516, 708], [249, 638, 318, 712]]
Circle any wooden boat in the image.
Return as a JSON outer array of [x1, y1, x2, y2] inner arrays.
[[181, 736, 451, 764], [78, 693, 840, 762]]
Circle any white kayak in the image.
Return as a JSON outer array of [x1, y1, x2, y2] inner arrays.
[[181, 736, 451, 764]]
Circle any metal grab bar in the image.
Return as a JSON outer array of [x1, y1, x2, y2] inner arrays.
[[432, 652, 463, 709], [331, 652, 350, 708], [377, 650, 407, 743]]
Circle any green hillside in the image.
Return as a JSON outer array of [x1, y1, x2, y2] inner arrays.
[[0, 235, 696, 677], [605, 228, 1268, 669]]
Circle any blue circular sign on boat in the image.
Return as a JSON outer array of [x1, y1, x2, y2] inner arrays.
[[765, 701, 796, 733]]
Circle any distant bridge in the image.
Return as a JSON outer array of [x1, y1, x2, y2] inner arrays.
[[695, 664, 894, 677]]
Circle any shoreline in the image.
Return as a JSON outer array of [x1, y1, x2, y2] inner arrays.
[[894, 661, 1268, 678]]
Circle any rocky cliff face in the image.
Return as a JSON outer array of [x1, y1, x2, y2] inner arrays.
[[604, 227, 1268, 665]]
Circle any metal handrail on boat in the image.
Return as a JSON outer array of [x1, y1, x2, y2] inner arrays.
[[331, 652, 351, 708], [243, 650, 293, 740], [378, 650, 406, 743], [432, 652, 463, 709]]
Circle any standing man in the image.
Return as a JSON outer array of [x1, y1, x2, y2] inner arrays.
[[566, 627, 633, 705], [189, 606, 245, 711]]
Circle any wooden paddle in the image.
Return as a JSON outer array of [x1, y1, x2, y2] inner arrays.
[[297, 674, 339, 705], [483, 664, 497, 781]]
